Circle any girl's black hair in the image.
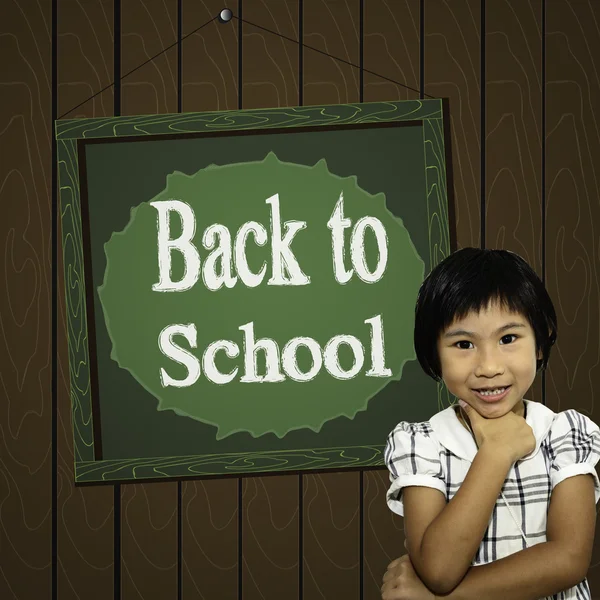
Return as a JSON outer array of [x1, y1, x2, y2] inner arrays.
[[414, 247, 558, 381]]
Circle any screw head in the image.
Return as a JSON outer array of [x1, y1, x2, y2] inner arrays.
[[218, 8, 233, 23]]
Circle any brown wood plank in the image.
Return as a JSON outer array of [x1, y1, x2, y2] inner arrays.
[[425, 0, 481, 249], [119, 2, 179, 599], [57, 0, 115, 120], [180, 2, 239, 599], [363, 0, 420, 103], [56, 1, 116, 598], [302, 2, 361, 598], [181, 0, 238, 114], [242, 0, 300, 110], [243, 475, 300, 600], [240, 3, 301, 599], [0, 2, 52, 599], [304, 471, 361, 599], [485, 0, 543, 410], [361, 2, 420, 598], [121, 0, 178, 117], [545, 1, 600, 593], [121, 483, 178, 599], [182, 478, 239, 600], [303, 0, 360, 107], [363, 469, 404, 600]]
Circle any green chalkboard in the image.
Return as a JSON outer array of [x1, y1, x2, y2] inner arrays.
[[56, 100, 456, 484]]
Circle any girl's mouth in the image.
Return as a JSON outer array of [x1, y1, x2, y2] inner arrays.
[[471, 385, 511, 403]]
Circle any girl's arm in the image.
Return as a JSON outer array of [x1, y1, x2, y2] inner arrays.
[[404, 406, 537, 595], [437, 473, 596, 600], [404, 444, 513, 594]]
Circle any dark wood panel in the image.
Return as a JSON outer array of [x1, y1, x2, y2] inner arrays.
[[303, 0, 360, 107], [242, 475, 300, 600], [182, 478, 238, 599], [181, 0, 238, 113], [424, 0, 481, 249], [57, 0, 115, 119], [119, 2, 179, 598], [302, 2, 361, 598], [121, 0, 178, 116], [121, 483, 178, 598], [56, 1, 115, 598], [240, 3, 301, 598], [545, 0, 600, 594], [0, 2, 52, 599], [363, 0, 420, 103], [485, 0, 543, 408], [304, 472, 360, 599], [362, 2, 420, 598], [363, 469, 404, 600], [180, 2, 239, 598], [242, 0, 300, 109]]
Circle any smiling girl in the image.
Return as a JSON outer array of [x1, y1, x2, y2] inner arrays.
[[381, 248, 600, 600]]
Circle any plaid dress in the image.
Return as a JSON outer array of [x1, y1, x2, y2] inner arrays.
[[385, 400, 600, 600]]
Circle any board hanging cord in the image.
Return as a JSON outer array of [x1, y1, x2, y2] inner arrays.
[[57, 8, 437, 121]]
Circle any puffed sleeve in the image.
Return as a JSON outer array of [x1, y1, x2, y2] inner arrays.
[[549, 410, 600, 503], [384, 421, 446, 516]]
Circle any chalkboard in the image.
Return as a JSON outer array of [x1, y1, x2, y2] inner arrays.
[[56, 100, 456, 484]]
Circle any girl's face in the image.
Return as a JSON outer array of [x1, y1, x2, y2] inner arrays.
[[436, 300, 541, 419]]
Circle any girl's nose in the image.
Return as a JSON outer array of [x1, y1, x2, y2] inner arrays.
[[474, 351, 504, 377]]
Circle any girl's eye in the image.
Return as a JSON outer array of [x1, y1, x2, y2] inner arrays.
[[454, 334, 518, 350], [455, 341, 473, 350]]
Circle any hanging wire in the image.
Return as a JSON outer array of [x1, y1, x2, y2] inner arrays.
[[57, 15, 218, 119], [57, 11, 436, 121]]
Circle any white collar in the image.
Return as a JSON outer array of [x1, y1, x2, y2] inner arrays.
[[430, 400, 556, 463]]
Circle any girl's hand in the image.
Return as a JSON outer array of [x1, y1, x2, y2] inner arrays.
[[460, 400, 535, 462], [381, 554, 437, 600]]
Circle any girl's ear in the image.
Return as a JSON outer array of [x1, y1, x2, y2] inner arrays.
[[537, 348, 543, 360]]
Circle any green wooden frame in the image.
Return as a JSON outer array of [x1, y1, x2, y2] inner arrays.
[[56, 99, 455, 484]]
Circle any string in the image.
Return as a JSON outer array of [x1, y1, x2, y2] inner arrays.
[[57, 11, 435, 121], [232, 16, 435, 100], [57, 16, 218, 120]]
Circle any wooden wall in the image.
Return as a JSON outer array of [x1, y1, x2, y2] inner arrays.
[[1, 0, 600, 598]]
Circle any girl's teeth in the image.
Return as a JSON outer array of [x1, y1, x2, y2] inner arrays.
[[479, 387, 506, 396]]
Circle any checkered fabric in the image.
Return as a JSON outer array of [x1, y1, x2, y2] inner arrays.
[[385, 400, 600, 599]]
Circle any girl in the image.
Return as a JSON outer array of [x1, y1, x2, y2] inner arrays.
[[381, 248, 600, 600]]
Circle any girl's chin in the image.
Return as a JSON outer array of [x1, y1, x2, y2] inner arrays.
[[478, 400, 524, 418]]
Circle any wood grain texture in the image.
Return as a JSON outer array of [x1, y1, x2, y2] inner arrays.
[[0, 1, 52, 599], [57, 0, 115, 120], [121, 483, 178, 598], [240, 2, 301, 598], [485, 0, 543, 406], [545, 0, 600, 593], [243, 475, 299, 600], [363, 469, 405, 600], [180, 2, 239, 598], [424, 0, 481, 249], [361, 2, 419, 597], [304, 471, 361, 600], [363, 0, 420, 103], [119, 1, 179, 598], [302, 2, 361, 597], [303, 0, 360, 106], [121, 0, 178, 116], [56, 1, 115, 598], [9, 3, 600, 600], [242, 0, 299, 109], [182, 478, 238, 600], [181, 0, 238, 113]]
